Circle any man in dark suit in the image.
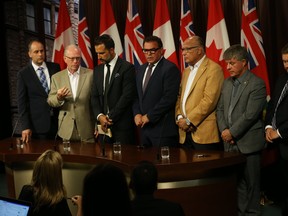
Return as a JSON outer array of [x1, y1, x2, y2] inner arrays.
[[133, 36, 180, 148], [265, 43, 288, 215], [130, 160, 185, 216], [216, 45, 267, 215], [17, 40, 60, 143], [91, 34, 136, 145]]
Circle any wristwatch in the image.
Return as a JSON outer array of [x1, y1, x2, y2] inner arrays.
[[185, 118, 191, 126]]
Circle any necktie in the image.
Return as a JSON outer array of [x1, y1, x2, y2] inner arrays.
[[104, 64, 111, 114], [272, 80, 288, 129], [143, 64, 154, 92], [38, 67, 49, 94], [105, 64, 111, 92], [232, 78, 240, 97]]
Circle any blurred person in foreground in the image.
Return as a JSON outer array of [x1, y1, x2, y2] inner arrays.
[[19, 150, 71, 216], [71, 163, 132, 216], [130, 160, 185, 216]]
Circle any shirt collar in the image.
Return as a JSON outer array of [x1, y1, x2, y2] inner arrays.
[[31, 61, 47, 72], [189, 55, 206, 71], [235, 70, 249, 84], [67, 67, 80, 76], [107, 55, 118, 67]]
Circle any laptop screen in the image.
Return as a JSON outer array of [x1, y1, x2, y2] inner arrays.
[[0, 196, 31, 216]]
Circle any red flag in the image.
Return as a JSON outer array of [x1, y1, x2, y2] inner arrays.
[[99, 0, 123, 57], [206, 0, 230, 78], [78, 0, 94, 69], [153, 0, 179, 68], [124, 0, 146, 68], [241, 0, 270, 95], [52, 0, 75, 70], [179, 0, 195, 72]]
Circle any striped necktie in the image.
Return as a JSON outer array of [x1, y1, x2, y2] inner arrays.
[[271, 80, 288, 129], [38, 67, 49, 94], [143, 64, 154, 92]]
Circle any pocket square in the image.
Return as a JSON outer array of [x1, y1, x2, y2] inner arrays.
[[114, 73, 120, 78]]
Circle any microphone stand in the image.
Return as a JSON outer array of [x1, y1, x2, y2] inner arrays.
[[10, 113, 22, 150], [101, 123, 107, 157], [54, 112, 67, 151]]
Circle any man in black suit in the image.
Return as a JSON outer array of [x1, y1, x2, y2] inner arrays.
[[91, 34, 136, 144], [130, 160, 185, 216], [17, 40, 60, 143], [133, 36, 180, 147], [265, 43, 288, 215]]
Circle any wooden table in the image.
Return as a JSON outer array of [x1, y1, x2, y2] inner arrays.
[[0, 138, 245, 216]]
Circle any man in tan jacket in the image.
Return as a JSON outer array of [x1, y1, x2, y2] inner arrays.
[[48, 44, 96, 142], [175, 36, 224, 150]]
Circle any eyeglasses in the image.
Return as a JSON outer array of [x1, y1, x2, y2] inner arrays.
[[181, 46, 199, 52], [142, 47, 161, 54], [65, 56, 81, 62]]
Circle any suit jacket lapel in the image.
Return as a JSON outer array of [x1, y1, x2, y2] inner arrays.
[[98, 64, 105, 95], [225, 78, 234, 110], [46, 63, 54, 78], [141, 63, 149, 96], [180, 67, 190, 99], [228, 72, 250, 111], [186, 57, 208, 97], [143, 58, 164, 96], [75, 68, 87, 101], [108, 58, 121, 92]]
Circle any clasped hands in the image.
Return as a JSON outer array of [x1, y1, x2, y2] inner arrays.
[[177, 118, 195, 132], [134, 114, 149, 128], [99, 114, 113, 132], [221, 129, 235, 144], [265, 128, 279, 143]]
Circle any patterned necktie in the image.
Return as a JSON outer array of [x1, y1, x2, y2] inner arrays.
[[143, 64, 154, 92], [38, 67, 49, 94], [272, 80, 288, 129]]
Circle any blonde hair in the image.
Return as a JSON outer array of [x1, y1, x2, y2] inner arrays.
[[31, 150, 66, 211]]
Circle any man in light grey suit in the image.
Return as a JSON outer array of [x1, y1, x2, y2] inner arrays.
[[48, 45, 96, 142], [216, 45, 266, 215]]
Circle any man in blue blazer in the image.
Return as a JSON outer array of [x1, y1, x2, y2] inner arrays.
[[91, 34, 136, 145], [133, 36, 180, 148], [17, 40, 60, 143], [216, 45, 267, 215], [265, 43, 288, 215]]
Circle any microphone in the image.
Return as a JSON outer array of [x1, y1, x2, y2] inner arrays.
[[54, 111, 67, 150], [10, 113, 22, 150]]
